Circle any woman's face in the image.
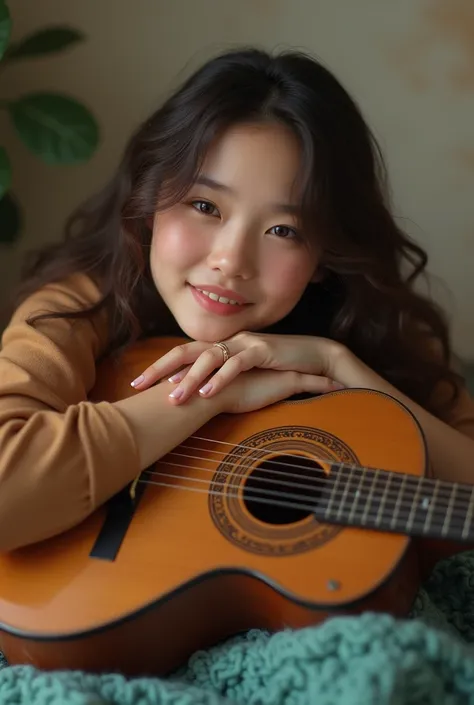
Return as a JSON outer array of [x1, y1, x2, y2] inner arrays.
[[150, 122, 320, 342]]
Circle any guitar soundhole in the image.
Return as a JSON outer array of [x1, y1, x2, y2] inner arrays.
[[243, 455, 325, 525]]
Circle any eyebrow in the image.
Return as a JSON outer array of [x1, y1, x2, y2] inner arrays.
[[194, 175, 300, 216]]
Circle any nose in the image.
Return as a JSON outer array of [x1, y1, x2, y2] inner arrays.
[[206, 223, 257, 280]]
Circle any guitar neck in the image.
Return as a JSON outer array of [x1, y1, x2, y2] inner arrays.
[[315, 465, 474, 543]]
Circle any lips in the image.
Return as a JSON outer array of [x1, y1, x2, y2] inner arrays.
[[190, 284, 249, 305], [188, 284, 251, 317]]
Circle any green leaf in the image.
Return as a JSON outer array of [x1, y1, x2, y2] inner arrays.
[[3, 27, 84, 62], [9, 93, 99, 164], [0, 147, 11, 199], [0, 0, 12, 61], [0, 192, 21, 244]]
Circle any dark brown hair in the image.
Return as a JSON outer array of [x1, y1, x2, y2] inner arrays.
[[13, 47, 461, 414]]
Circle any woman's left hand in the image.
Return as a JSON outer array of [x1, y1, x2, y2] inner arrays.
[[131, 332, 347, 404]]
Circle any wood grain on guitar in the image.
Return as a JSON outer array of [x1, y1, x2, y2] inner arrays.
[[0, 337, 472, 676]]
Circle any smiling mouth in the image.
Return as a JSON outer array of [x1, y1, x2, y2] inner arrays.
[[188, 284, 251, 317], [194, 288, 243, 306]]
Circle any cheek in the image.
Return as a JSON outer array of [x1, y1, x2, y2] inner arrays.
[[262, 251, 317, 301], [151, 212, 202, 269]]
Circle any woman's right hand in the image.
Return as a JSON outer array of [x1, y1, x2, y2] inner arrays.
[[209, 367, 334, 415]]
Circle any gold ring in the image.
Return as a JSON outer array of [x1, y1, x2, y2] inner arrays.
[[213, 341, 230, 364]]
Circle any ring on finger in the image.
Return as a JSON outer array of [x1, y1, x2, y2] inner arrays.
[[213, 341, 231, 364]]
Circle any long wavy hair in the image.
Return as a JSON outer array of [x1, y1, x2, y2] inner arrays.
[[13, 47, 461, 414]]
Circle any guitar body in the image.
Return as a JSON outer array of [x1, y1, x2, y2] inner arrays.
[[0, 338, 432, 675]]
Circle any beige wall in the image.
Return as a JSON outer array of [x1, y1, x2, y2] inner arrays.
[[1, 0, 474, 358]]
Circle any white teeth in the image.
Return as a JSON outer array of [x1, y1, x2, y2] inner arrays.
[[197, 289, 242, 305]]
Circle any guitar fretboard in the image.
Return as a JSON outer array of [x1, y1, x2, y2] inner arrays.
[[315, 466, 474, 543]]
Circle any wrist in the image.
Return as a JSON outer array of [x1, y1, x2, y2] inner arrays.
[[114, 380, 222, 469], [328, 343, 377, 389], [324, 340, 353, 382]]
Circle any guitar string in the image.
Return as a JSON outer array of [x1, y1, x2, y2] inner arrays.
[[145, 458, 473, 523], [187, 434, 469, 497], [155, 439, 474, 516], [136, 477, 470, 537], [172, 443, 462, 501]]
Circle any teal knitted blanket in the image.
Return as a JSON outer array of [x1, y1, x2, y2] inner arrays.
[[2, 550, 474, 704]]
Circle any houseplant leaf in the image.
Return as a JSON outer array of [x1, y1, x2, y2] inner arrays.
[[9, 93, 99, 164], [0, 147, 11, 200], [0, 192, 21, 244], [3, 27, 84, 61], [0, 0, 11, 60]]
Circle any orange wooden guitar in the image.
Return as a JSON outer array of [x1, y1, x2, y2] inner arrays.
[[0, 336, 472, 676]]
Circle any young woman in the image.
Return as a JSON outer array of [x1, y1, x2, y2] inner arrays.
[[1, 47, 473, 552]]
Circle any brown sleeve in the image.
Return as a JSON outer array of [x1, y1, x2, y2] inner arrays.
[[418, 332, 474, 441], [437, 383, 474, 441], [0, 274, 140, 551]]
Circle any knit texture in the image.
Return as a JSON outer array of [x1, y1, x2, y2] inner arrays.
[[2, 550, 474, 704]]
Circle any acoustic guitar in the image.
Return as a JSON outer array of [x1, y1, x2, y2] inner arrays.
[[0, 336, 472, 676]]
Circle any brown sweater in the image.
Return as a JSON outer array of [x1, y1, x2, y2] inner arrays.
[[1, 274, 474, 550], [0, 275, 140, 549]]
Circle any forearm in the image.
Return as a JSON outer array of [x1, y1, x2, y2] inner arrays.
[[335, 349, 474, 484], [114, 379, 221, 470], [0, 383, 219, 552], [0, 401, 139, 552]]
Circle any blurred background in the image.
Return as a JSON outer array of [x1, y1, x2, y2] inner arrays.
[[0, 0, 473, 376]]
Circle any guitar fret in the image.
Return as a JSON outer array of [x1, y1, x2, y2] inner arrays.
[[446, 484, 472, 539], [347, 467, 366, 524], [406, 477, 423, 532], [335, 466, 356, 521], [375, 472, 392, 526], [317, 463, 474, 544], [390, 474, 407, 530], [462, 487, 474, 539], [441, 484, 457, 537], [360, 468, 379, 526], [324, 467, 343, 520], [422, 479, 439, 534]]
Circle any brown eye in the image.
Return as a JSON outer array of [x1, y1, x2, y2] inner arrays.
[[269, 225, 298, 239], [192, 200, 219, 216]]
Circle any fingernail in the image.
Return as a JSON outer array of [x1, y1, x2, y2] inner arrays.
[[331, 381, 345, 390], [130, 375, 144, 387], [169, 387, 184, 400], [199, 383, 213, 396], [168, 373, 183, 383]]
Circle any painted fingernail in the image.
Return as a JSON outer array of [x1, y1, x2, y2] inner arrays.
[[199, 383, 213, 396], [169, 387, 184, 400], [130, 375, 144, 387], [168, 372, 183, 383]]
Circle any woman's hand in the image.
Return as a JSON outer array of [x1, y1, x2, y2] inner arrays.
[[211, 367, 343, 414], [130, 332, 347, 404]]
